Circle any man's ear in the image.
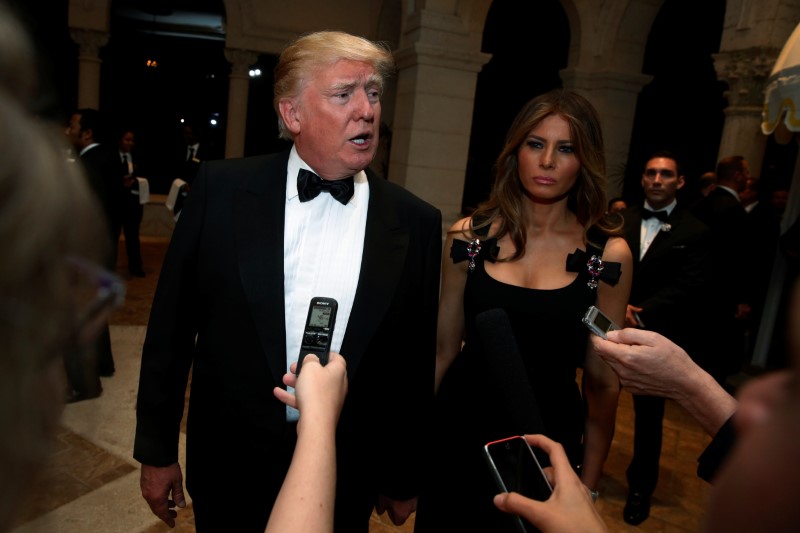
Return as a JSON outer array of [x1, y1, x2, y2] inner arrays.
[[278, 98, 301, 135], [677, 175, 686, 190]]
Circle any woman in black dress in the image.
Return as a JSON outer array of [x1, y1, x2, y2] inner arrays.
[[417, 89, 632, 532]]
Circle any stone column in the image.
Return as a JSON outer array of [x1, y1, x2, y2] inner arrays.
[[224, 48, 259, 159], [713, 48, 777, 170], [390, 43, 490, 223], [69, 29, 108, 110], [560, 68, 652, 198]]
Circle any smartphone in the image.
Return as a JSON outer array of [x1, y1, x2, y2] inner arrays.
[[484, 436, 553, 533], [582, 305, 619, 340], [295, 297, 338, 374]]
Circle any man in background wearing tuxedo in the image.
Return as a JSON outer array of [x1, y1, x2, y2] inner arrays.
[[618, 151, 710, 525], [64, 107, 122, 383], [117, 127, 145, 277], [691, 155, 752, 383]]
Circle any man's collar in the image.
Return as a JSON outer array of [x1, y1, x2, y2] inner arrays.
[[286, 145, 303, 200], [643, 198, 677, 215], [79, 143, 99, 156], [286, 145, 367, 203], [717, 185, 740, 202]]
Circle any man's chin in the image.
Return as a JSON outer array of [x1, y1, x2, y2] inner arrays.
[[346, 153, 376, 173]]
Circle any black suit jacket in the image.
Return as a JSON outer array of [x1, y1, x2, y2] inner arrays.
[[621, 204, 710, 347], [691, 187, 749, 312], [175, 142, 219, 185], [134, 149, 442, 524], [119, 152, 143, 207], [79, 144, 126, 265]]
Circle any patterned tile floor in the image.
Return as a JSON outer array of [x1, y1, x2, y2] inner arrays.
[[12, 237, 722, 532]]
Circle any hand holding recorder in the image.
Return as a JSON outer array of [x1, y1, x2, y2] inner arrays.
[[274, 352, 348, 419], [588, 328, 737, 437]]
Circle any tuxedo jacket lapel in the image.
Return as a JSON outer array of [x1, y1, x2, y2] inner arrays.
[[624, 206, 680, 266], [640, 208, 689, 265], [340, 172, 409, 376], [234, 151, 289, 384], [623, 208, 643, 261]]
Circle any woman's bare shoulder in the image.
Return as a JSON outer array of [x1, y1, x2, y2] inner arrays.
[[602, 235, 633, 263]]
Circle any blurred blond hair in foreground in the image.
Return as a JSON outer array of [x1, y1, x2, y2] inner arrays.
[[0, 2, 111, 530]]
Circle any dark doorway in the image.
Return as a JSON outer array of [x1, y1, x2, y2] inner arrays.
[[461, 0, 569, 214], [623, 0, 727, 206]]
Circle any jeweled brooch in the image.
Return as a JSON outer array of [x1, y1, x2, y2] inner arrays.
[[466, 238, 482, 273], [586, 254, 604, 289]]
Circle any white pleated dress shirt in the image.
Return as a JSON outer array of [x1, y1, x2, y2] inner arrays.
[[283, 145, 368, 420], [640, 199, 676, 259]]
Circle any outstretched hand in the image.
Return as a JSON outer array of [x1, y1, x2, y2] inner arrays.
[[589, 327, 698, 398], [589, 327, 738, 437]]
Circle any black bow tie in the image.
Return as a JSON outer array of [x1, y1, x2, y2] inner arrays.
[[642, 209, 669, 222], [297, 168, 354, 205]]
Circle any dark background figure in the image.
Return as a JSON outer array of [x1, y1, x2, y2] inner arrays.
[[685, 170, 718, 211], [699, 170, 718, 197], [617, 151, 710, 526], [64, 107, 121, 383], [117, 127, 145, 277], [767, 217, 800, 369], [691, 155, 751, 386], [744, 176, 793, 370], [166, 122, 221, 218], [740, 177, 783, 357], [174, 122, 220, 186], [607, 196, 628, 214]]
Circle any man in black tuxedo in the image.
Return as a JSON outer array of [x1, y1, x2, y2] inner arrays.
[[117, 127, 145, 277], [618, 151, 710, 525], [175, 123, 204, 186], [691, 155, 751, 382], [65, 107, 123, 381], [134, 31, 442, 532], [167, 123, 220, 217]]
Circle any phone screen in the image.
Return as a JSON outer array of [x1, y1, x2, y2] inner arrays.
[[592, 309, 614, 333], [582, 305, 618, 339], [484, 436, 552, 533], [484, 436, 552, 502]]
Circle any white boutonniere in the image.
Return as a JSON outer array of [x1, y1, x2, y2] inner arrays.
[[660, 223, 671, 232]]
